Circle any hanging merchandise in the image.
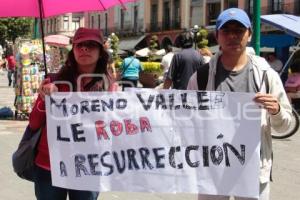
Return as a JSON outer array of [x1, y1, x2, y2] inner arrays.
[[47, 46, 65, 73], [44, 34, 70, 73], [14, 40, 46, 119]]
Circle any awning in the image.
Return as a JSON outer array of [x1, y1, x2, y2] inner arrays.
[[44, 34, 70, 47], [261, 14, 300, 38], [136, 47, 181, 57], [261, 34, 296, 48], [119, 35, 147, 51], [135, 47, 166, 57]]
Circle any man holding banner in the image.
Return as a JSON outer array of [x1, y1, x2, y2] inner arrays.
[[187, 8, 292, 200]]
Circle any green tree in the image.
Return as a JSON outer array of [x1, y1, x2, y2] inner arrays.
[[110, 32, 120, 62], [196, 27, 209, 49], [148, 35, 159, 61], [0, 18, 33, 45]]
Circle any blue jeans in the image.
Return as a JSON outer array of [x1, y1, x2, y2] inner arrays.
[[34, 166, 99, 200], [7, 69, 14, 86]]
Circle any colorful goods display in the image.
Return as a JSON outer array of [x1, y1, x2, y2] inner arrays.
[[13, 38, 68, 119], [48, 46, 62, 73], [14, 40, 45, 117]]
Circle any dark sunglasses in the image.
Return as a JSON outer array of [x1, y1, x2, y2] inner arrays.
[[75, 41, 100, 49]]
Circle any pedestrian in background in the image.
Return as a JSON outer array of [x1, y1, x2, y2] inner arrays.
[[120, 49, 143, 90], [163, 31, 205, 89], [29, 27, 117, 200], [5, 49, 16, 87], [267, 53, 283, 73], [161, 45, 174, 81], [187, 8, 292, 200], [284, 59, 300, 102]]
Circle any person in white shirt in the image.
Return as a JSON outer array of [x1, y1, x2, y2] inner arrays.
[[187, 8, 291, 200], [267, 53, 283, 72], [161, 45, 174, 81]]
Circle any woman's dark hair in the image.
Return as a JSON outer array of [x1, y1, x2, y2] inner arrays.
[[165, 45, 173, 53], [127, 49, 136, 57], [56, 44, 109, 91], [5, 47, 13, 57]]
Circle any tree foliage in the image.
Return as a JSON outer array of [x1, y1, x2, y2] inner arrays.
[[196, 27, 209, 49], [0, 18, 33, 45], [110, 32, 120, 62], [148, 35, 159, 61]]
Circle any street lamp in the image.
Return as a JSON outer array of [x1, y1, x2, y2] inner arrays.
[[191, 25, 200, 50]]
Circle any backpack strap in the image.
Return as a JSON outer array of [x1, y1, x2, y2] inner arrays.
[[264, 71, 270, 94], [122, 57, 135, 75], [196, 64, 270, 93], [196, 63, 209, 90], [258, 70, 270, 93]]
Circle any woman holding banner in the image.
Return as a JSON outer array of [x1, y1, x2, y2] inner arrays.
[[29, 27, 117, 200]]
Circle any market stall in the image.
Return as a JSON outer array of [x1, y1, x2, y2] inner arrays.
[[14, 40, 46, 119], [13, 38, 69, 119]]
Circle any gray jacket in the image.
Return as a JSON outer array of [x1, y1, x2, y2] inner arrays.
[[187, 52, 292, 183]]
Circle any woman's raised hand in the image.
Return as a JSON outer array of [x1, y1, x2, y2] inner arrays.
[[38, 78, 58, 100]]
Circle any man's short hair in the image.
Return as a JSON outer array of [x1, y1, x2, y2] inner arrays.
[[180, 32, 193, 48], [127, 49, 136, 56], [165, 45, 173, 53]]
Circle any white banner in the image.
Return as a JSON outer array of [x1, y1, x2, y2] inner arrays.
[[46, 89, 261, 198]]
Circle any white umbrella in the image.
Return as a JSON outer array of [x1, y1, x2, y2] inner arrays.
[[135, 47, 150, 57], [44, 35, 70, 47]]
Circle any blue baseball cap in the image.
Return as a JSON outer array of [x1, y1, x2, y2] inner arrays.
[[216, 8, 251, 30]]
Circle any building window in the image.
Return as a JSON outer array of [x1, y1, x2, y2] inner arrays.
[[134, 5, 138, 32], [72, 17, 80, 31], [47, 20, 50, 33], [56, 18, 60, 30], [91, 16, 94, 28], [228, 0, 238, 7], [105, 13, 108, 35], [63, 16, 69, 30], [207, 3, 220, 26], [163, 1, 170, 30], [54, 18, 57, 32], [173, 0, 180, 29], [98, 15, 101, 29], [272, 0, 283, 13], [120, 8, 125, 30], [44, 22, 47, 33], [151, 4, 158, 31], [246, 0, 253, 16], [50, 19, 53, 33]]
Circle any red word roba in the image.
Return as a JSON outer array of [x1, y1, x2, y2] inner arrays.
[[95, 117, 152, 140]]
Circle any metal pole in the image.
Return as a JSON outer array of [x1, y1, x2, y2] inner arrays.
[[279, 41, 300, 76], [38, 0, 47, 77], [252, 0, 261, 55]]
